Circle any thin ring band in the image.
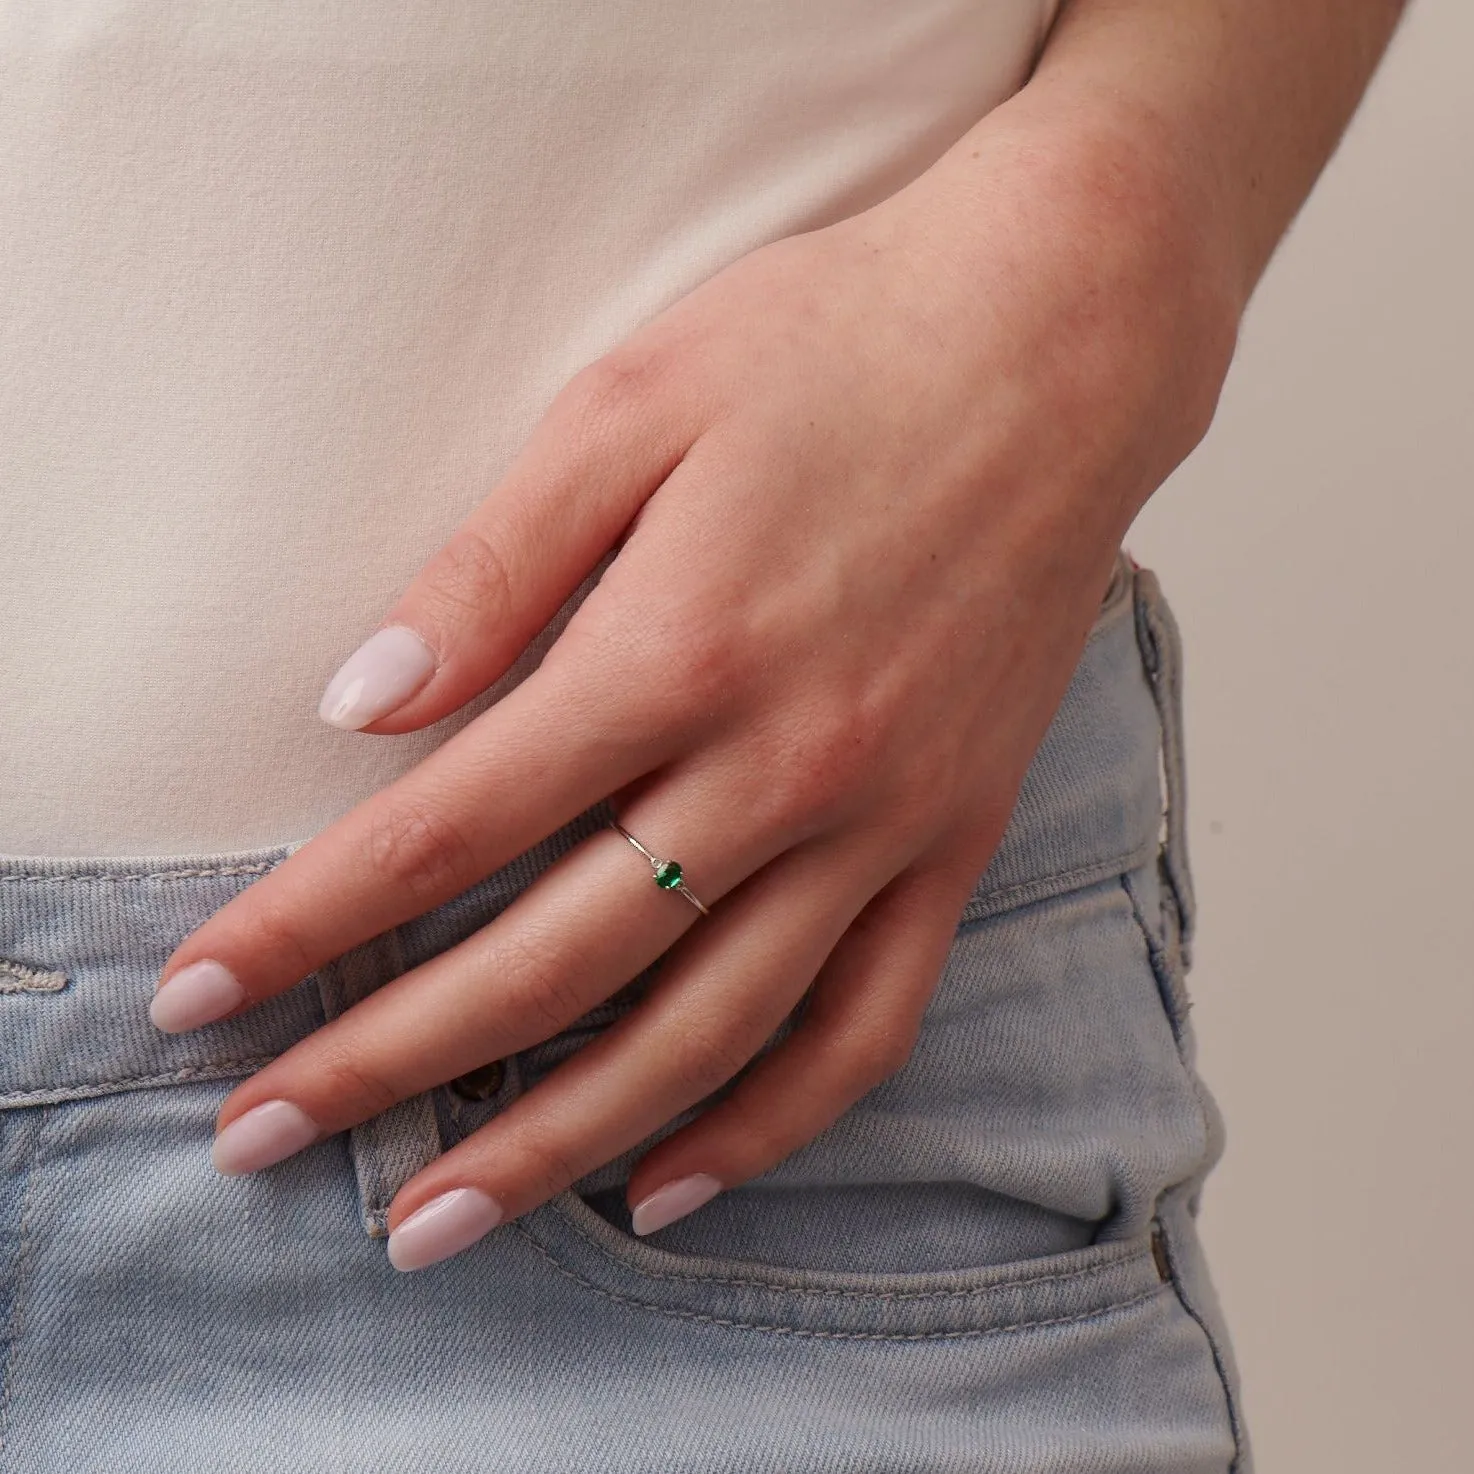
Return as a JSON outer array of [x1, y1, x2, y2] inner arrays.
[[608, 819, 711, 916]]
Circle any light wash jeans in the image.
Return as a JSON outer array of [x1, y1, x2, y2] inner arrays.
[[0, 555, 1248, 1472]]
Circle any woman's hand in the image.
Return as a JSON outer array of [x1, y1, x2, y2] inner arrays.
[[151, 99, 1239, 1271]]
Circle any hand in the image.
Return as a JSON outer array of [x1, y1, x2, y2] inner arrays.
[[151, 112, 1235, 1272]]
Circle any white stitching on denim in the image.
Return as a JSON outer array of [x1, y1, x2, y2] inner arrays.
[[0, 960, 67, 994], [546, 1197, 1152, 1302], [0, 1059, 277, 1108], [0, 863, 279, 884], [508, 1223, 1166, 1341], [960, 838, 1160, 925]]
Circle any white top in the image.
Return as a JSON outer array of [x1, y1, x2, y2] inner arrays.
[[1, 0, 1058, 856]]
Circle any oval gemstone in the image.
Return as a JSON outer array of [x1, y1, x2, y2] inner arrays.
[[654, 860, 683, 889]]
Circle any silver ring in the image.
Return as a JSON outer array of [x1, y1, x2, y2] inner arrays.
[[608, 820, 710, 916]]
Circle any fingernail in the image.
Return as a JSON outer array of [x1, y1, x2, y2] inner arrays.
[[387, 1188, 504, 1272], [317, 625, 436, 730], [211, 1099, 321, 1176], [149, 959, 246, 1033], [630, 1173, 723, 1236]]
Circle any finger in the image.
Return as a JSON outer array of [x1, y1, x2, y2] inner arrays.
[[621, 853, 979, 1235], [202, 753, 826, 1161], [154, 444, 761, 1027], [378, 830, 905, 1271], [151, 654, 672, 1028], [317, 343, 704, 735]]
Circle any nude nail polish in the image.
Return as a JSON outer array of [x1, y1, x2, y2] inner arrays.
[[630, 1173, 723, 1236], [149, 958, 245, 1033], [317, 625, 437, 730], [387, 1188, 504, 1272], [211, 1099, 321, 1176]]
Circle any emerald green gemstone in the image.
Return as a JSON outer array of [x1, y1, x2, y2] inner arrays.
[[654, 860, 683, 890]]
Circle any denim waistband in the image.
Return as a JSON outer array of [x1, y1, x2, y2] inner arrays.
[[0, 550, 1187, 1110]]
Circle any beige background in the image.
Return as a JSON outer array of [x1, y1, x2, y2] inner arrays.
[[1124, 2, 1472, 1468]]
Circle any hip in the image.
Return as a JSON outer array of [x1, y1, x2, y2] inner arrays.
[[0, 552, 1246, 1472]]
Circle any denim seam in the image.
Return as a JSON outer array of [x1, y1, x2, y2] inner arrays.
[[509, 1222, 1166, 1341], [0, 1059, 277, 1109], [540, 1199, 1149, 1301], [0, 864, 279, 884], [959, 837, 1160, 928], [1121, 874, 1242, 1460], [1165, 1075, 1243, 1468], [1155, 1198, 1246, 1473], [0, 1114, 44, 1464], [1154, 1034, 1245, 1469], [1120, 869, 1191, 1041]]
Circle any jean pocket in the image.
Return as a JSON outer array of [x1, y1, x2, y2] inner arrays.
[[511, 1187, 1169, 1341], [502, 858, 1213, 1342]]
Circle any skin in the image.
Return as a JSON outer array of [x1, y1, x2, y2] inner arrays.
[[157, 0, 1408, 1265]]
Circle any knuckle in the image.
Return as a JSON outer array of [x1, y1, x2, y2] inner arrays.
[[317, 1040, 403, 1118], [584, 600, 745, 741], [238, 895, 318, 983], [517, 1132, 587, 1203], [654, 622, 745, 725], [424, 524, 518, 627], [566, 342, 671, 426], [364, 798, 480, 903], [503, 934, 591, 1039], [667, 1017, 753, 1099]]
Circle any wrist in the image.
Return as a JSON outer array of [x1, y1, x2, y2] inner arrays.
[[861, 85, 1243, 528], [1007, 79, 1247, 481]]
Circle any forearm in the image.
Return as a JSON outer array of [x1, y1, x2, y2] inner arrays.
[[886, 0, 1409, 330], [1021, 0, 1409, 306], [854, 0, 1407, 531]]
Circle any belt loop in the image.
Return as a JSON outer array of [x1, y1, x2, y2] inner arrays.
[[1131, 565, 1197, 974], [315, 929, 444, 1239]]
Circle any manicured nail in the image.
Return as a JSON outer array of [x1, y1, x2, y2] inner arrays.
[[149, 959, 246, 1033], [317, 625, 436, 730], [630, 1173, 723, 1236], [211, 1100, 321, 1176], [387, 1188, 504, 1272]]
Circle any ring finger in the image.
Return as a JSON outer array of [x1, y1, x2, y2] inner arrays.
[[379, 825, 904, 1270], [205, 796, 751, 1174], [204, 757, 889, 1183]]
